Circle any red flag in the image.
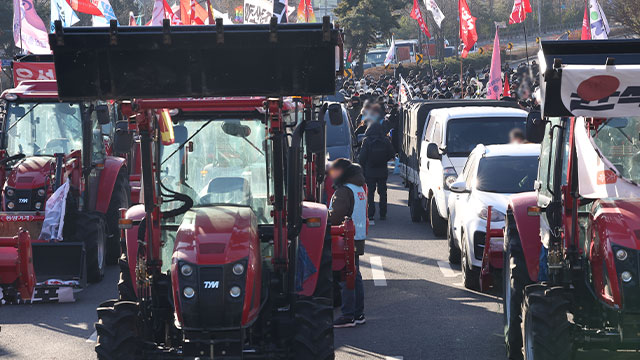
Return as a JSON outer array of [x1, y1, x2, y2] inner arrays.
[[581, 2, 591, 40], [190, 0, 196, 24], [66, 0, 103, 16], [503, 75, 510, 98], [180, 0, 190, 24], [410, 0, 431, 38], [459, 0, 477, 58], [207, 0, 215, 24], [129, 12, 137, 26], [165, 0, 182, 25], [347, 49, 353, 62], [509, 0, 532, 25]]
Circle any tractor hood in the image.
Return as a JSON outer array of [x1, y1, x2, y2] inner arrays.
[[49, 21, 342, 100], [592, 199, 640, 251], [173, 206, 258, 266], [5, 157, 53, 190]]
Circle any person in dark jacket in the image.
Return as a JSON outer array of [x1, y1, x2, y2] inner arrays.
[[328, 158, 367, 328], [358, 122, 395, 223]]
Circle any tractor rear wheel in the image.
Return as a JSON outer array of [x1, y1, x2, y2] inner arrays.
[[504, 214, 531, 360], [447, 218, 461, 264], [522, 285, 573, 360], [292, 297, 334, 360], [95, 300, 141, 360], [429, 197, 447, 237], [80, 211, 108, 283], [106, 170, 131, 265]]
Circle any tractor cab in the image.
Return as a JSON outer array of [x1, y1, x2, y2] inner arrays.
[[503, 39, 640, 358], [48, 18, 346, 358], [0, 80, 130, 303]]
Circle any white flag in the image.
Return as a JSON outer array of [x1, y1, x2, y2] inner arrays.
[[151, 0, 164, 26], [588, 0, 609, 40], [92, 0, 119, 27], [423, 0, 445, 28], [50, 0, 79, 33], [384, 37, 395, 66]]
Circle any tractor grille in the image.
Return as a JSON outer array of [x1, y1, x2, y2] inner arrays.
[[10, 189, 35, 211], [612, 245, 640, 313], [198, 266, 225, 326]]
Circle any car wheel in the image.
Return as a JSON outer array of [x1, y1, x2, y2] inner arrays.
[[429, 196, 447, 237], [447, 218, 461, 264], [461, 232, 480, 290]]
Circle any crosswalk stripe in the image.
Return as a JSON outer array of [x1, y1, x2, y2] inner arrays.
[[437, 260, 459, 278], [370, 256, 387, 286]]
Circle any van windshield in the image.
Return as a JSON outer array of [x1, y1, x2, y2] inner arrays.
[[446, 117, 526, 157]]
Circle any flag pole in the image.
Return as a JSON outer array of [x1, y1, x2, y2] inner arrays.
[[425, 14, 435, 78], [459, 0, 464, 98], [522, 20, 530, 66]]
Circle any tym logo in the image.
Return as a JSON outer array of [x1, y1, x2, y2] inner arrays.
[[203, 281, 219, 289], [18, 198, 28, 204]]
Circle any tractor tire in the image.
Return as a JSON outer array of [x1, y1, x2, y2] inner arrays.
[[408, 185, 423, 223], [429, 197, 447, 237], [106, 170, 131, 265], [118, 253, 136, 302], [292, 297, 334, 360], [313, 228, 333, 300], [79, 211, 108, 283], [447, 218, 461, 265], [504, 214, 532, 360], [522, 285, 573, 360], [95, 300, 141, 360], [461, 232, 480, 290]]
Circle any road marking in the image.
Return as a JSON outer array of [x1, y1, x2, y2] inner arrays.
[[437, 260, 459, 278], [369, 256, 387, 286], [86, 330, 97, 343], [386, 357, 403, 360]]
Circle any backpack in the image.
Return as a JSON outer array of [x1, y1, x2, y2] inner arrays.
[[367, 136, 390, 168]]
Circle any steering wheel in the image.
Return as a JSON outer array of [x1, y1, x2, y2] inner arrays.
[[40, 138, 71, 155], [0, 153, 26, 167]]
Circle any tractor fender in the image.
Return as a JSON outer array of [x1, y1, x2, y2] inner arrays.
[[95, 156, 127, 214], [124, 203, 146, 295], [298, 201, 328, 297], [507, 192, 542, 282]]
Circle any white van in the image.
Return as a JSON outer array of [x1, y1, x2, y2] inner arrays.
[[417, 106, 528, 236]]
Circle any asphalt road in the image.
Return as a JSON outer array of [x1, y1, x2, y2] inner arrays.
[[1, 173, 638, 359]]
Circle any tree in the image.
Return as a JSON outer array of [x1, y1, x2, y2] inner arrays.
[[334, 0, 402, 77], [608, 0, 640, 36]]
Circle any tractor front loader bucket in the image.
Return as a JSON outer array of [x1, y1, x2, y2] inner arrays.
[[49, 18, 342, 101], [32, 242, 85, 287]]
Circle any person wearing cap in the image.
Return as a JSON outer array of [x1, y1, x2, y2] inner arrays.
[[327, 158, 367, 328]]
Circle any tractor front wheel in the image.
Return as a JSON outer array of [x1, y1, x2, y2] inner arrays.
[[522, 285, 573, 360], [292, 297, 334, 360], [95, 300, 141, 360], [80, 212, 108, 283]]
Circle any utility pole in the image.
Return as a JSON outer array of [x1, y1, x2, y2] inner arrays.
[[537, 0, 542, 36]]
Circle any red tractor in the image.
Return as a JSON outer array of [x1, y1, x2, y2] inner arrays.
[[0, 79, 130, 303], [503, 40, 640, 359], [50, 18, 345, 358]]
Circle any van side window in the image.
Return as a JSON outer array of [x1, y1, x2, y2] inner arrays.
[[433, 122, 442, 146]]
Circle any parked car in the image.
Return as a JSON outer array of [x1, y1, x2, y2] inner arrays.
[[417, 106, 528, 236], [324, 102, 355, 161], [447, 143, 540, 289]]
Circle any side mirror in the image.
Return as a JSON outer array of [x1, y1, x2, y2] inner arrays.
[[327, 103, 344, 125], [112, 121, 133, 154], [449, 180, 468, 193], [426, 143, 441, 160], [173, 125, 189, 145], [95, 104, 111, 125], [525, 111, 545, 143], [304, 121, 325, 154]]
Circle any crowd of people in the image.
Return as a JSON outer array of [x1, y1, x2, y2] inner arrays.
[[327, 60, 540, 328]]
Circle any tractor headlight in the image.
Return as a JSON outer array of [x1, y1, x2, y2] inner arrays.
[[621, 271, 633, 283], [181, 264, 193, 277], [5, 188, 14, 197], [616, 249, 628, 262], [183, 286, 195, 299], [229, 286, 242, 298], [37, 188, 46, 197], [7, 201, 14, 210], [232, 263, 245, 276]]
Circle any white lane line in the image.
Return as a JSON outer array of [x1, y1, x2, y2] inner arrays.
[[86, 330, 97, 343], [386, 357, 403, 360], [437, 260, 459, 278], [369, 256, 387, 286]]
